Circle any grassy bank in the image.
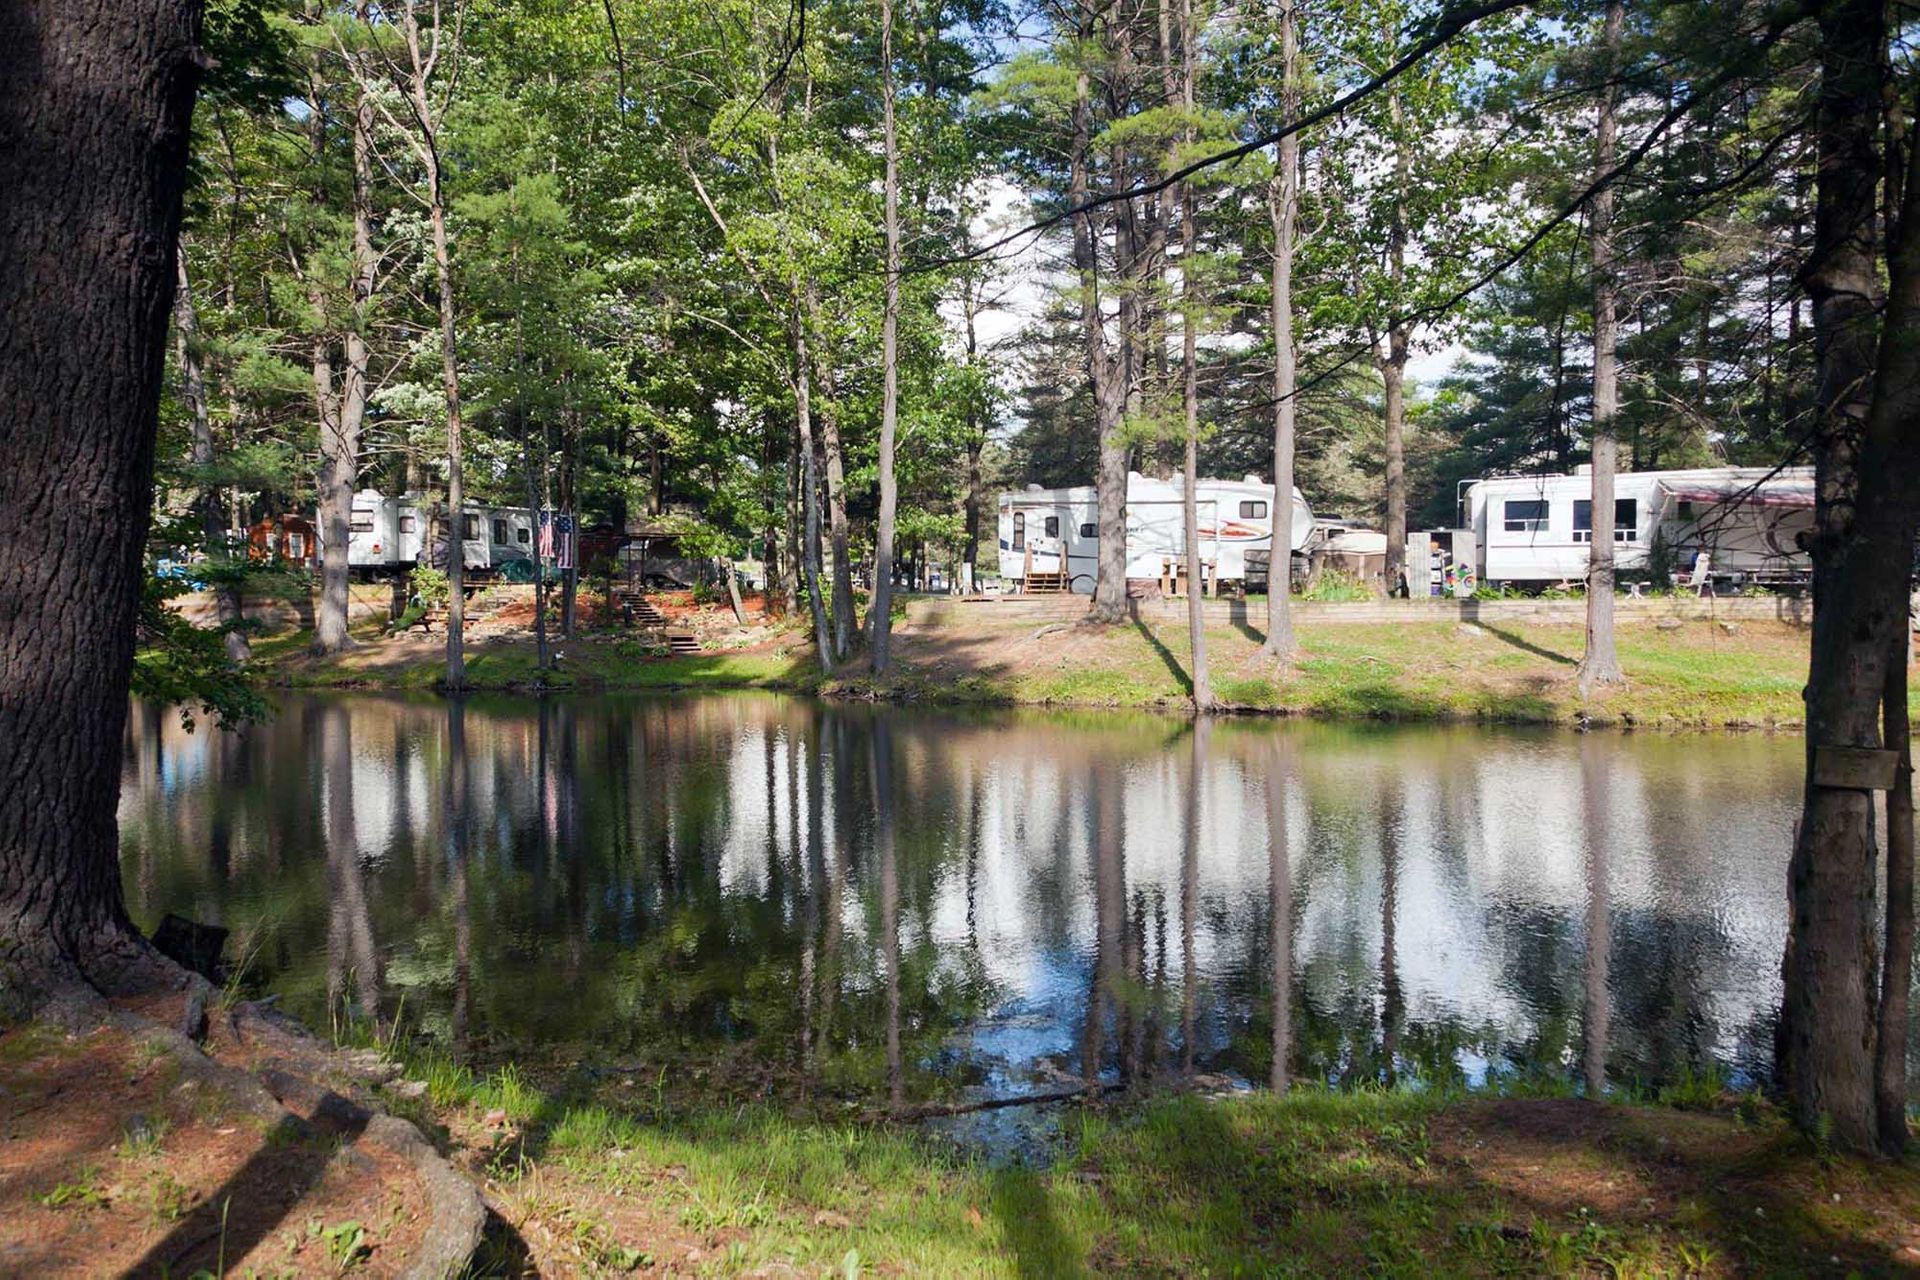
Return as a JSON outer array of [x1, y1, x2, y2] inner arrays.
[[252, 607, 1831, 728], [361, 1049, 1920, 1277]]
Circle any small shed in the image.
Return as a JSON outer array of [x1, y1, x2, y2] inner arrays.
[[618, 518, 690, 590], [247, 514, 320, 570]]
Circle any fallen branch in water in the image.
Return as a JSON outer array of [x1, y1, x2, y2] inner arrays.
[[890, 1082, 1125, 1121]]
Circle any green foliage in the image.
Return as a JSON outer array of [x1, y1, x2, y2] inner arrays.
[[1299, 571, 1374, 603], [37, 1165, 107, 1210], [133, 569, 270, 732], [408, 566, 449, 608]]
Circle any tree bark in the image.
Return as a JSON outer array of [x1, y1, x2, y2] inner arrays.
[[871, 0, 901, 675], [1380, 85, 1411, 596], [1578, 0, 1626, 693], [810, 308, 856, 660], [175, 250, 251, 661], [1177, 0, 1211, 711], [1877, 631, 1913, 1154], [0, 0, 206, 1012], [1073, 4, 1130, 623], [1777, 0, 1894, 1153], [793, 319, 835, 672], [386, 0, 467, 689], [959, 234, 986, 589], [1262, 1, 1300, 660]]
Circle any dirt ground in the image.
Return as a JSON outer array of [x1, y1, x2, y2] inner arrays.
[[0, 997, 460, 1279]]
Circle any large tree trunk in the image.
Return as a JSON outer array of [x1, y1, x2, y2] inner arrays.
[[1776, 0, 1893, 1153], [0, 0, 205, 1014], [1261, 1, 1300, 661], [1877, 635, 1913, 1154], [871, 0, 902, 675], [1578, 0, 1626, 693]]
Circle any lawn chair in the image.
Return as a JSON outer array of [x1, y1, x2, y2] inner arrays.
[[1685, 552, 1714, 598]]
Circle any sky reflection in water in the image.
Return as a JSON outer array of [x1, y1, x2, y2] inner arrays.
[[120, 693, 1905, 1141]]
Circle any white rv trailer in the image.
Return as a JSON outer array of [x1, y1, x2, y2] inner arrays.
[[1462, 465, 1813, 588], [335, 489, 541, 576], [996, 473, 1316, 594]]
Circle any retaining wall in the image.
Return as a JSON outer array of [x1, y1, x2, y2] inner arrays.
[[171, 583, 397, 630], [905, 592, 1811, 629]]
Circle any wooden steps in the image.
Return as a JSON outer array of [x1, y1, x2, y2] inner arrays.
[[611, 587, 667, 627], [664, 629, 700, 655], [1022, 571, 1067, 594]]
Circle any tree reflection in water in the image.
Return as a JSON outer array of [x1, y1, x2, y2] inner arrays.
[[117, 694, 1908, 1131]]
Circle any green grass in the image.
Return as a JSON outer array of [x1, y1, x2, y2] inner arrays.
[[369, 1042, 1920, 1279], [255, 612, 1841, 728]]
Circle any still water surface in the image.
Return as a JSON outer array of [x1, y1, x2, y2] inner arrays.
[[118, 693, 1903, 1140]]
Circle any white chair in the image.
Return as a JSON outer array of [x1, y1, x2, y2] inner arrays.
[[1686, 553, 1714, 597]]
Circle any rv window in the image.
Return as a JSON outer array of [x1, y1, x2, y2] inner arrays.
[[1079, 522, 1097, 539], [349, 515, 375, 533], [1677, 500, 1696, 521], [1012, 512, 1025, 550], [462, 515, 478, 540], [1503, 499, 1548, 532], [1573, 499, 1638, 543], [399, 515, 416, 534], [518, 527, 531, 544], [1044, 516, 1060, 538], [1239, 500, 1268, 519], [492, 518, 508, 544]]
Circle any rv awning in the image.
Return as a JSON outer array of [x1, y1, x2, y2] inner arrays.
[[1659, 480, 1814, 510]]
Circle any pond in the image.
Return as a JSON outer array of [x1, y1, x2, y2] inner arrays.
[[117, 693, 1911, 1149]]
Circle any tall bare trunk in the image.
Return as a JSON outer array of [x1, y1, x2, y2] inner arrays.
[[959, 235, 985, 587], [1177, 0, 1211, 710], [175, 251, 251, 660], [810, 305, 855, 659], [1579, 0, 1626, 692], [872, 0, 902, 674], [1380, 85, 1411, 595], [1072, 7, 1129, 623], [1262, 1, 1300, 659], [386, 0, 467, 688], [303, 69, 358, 658], [794, 319, 834, 671], [0, 0, 205, 1010]]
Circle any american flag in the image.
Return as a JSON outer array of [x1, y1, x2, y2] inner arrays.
[[555, 512, 575, 569], [537, 509, 554, 561]]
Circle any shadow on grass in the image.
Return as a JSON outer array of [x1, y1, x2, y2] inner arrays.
[[1455, 603, 1576, 667], [990, 1166, 1086, 1278], [1128, 605, 1193, 698], [1227, 596, 1267, 647]]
